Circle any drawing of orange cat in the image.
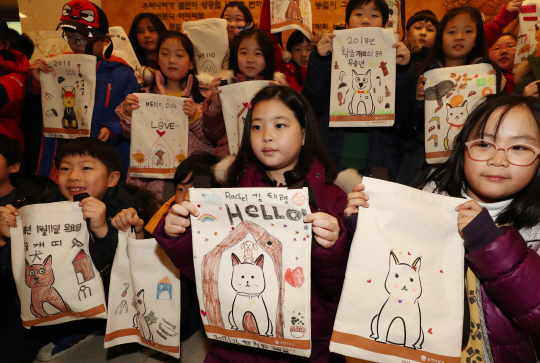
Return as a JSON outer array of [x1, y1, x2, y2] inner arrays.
[[25, 255, 71, 318]]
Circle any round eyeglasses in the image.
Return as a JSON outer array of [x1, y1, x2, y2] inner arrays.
[[465, 139, 540, 166], [489, 43, 517, 53], [62, 32, 89, 46]]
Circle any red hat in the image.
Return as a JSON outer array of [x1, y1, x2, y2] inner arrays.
[[56, 0, 109, 38]]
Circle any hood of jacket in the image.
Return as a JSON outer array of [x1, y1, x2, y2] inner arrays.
[[0, 49, 30, 78]]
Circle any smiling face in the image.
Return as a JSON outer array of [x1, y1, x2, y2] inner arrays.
[[250, 99, 304, 184], [223, 6, 246, 41], [442, 13, 477, 66], [346, 0, 383, 29], [158, 37, 194, 83], [489, 35, 516, 71], [464, 106, 540, 203], [407, 20, 437, 50], [137, 18, 159, 53], [291, 38, 313, 68], [57, 154, 119, 201], [237, 36, 266, 78]]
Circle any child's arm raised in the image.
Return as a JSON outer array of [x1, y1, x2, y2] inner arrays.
[[112, 208, 145, 239], [78, 197, 108, 238], [164, 201, 200, 237], [121, 94, 140, 117], [0, 205, 19, 239], [28, 59, 51, 91], [393, 42, 411, 66], [317, 33, 336, 57]]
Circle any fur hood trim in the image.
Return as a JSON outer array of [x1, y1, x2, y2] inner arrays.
[[274, 71, 287, 82], [334, 168, 363, 195], [197, 69, 235, 86], [214, 154, 235, 185], [282, 50, 292, 63]]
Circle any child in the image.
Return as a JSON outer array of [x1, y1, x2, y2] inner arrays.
[[283, 30, 314, 90], [26, 0, 140, 179], [127, 13, 167, 87], [347, 94, 540, 363], [205, 27, 288, 158], [490, 33, 517, 93], [402, 10, 439, 64], [0, 137, 158, 361], [117, 31, 220, 202], [153, 85, 351, 362], [404, 6, 502, 186], [128, 13, 167, 68], [302, 0, 413, 182], [221, 1, 254, 42], [0, 18, 30, 154]]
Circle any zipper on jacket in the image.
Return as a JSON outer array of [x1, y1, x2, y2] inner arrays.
[[105, 83, 111, 107]]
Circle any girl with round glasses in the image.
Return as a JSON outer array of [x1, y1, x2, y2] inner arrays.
[[346, 94, 540, 363]]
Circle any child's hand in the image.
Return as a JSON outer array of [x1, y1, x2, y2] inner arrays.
[[28, 58, 51, 85], [416, 75, 427, 100], [317, 33, 336, 57], [98, 127, 112, 142], [304, 212, 340, 248], [183, 98, 197, 120], [507, 0, 523, 13], [393, 42, 410, 65], [164, 201, 200, 237], [455, 200, 483, 236], [122, 94, 140, 117], [269, 78, 288, 87], [523, 81, 540, 97], [79, 197, 108, 238], [209, 77, 223, 111], [0, 205, 19, 239], [112, 208, 145, 239], [344, 184, 369, 217]]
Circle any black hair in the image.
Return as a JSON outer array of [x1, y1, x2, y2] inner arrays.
[[173, 152, 221, 187], [496, 32, 517, 43], [345, 0, 389, 27], [286, 30, 312, 86], [55, 137, 123, 175], [7, 29, 35, 60], [226, 85, 337, 186], [402, 10, 440, 42], [228, 28, 275, 80], [128, 13, 167, 67], [416, 94, 540, 230], [422, 6, 488, 68], [0, 134, 21, 167], [151, 31, 205, 103], [221, 1, 254, 25]]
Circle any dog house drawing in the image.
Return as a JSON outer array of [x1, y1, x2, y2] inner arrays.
[[72, 249, 95, 284], [202, 221, 285, 338]]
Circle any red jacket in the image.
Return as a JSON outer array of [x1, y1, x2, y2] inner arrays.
[[0, 49, 30, 150], [153, 159, 352, 362]]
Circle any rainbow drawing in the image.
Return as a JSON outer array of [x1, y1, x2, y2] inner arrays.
[[198, 214, 217, 222]]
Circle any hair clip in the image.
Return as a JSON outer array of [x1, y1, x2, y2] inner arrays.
[[234, 22, 254, 36]]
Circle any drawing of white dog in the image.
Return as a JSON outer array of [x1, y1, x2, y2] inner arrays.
[[370, 252, 424, 349], [348, 69, 375, 116], [228, 253, 273, 336]]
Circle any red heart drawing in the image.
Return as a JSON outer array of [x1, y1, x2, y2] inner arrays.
[[408, 252, 411, 255], [367, 279, 371, 283], [200, 310, 207, 317], [285, 267, 305, 288], [243, 102, 249, 108], [428, 328, 433, 334], [157, 130, 166, 137], [440, 270, 443, 273]]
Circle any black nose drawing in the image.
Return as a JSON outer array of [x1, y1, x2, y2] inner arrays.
[[246, 281, 250, 287], [359, 83, 364, 88], [34, 277, 39, 281], [401, 286, 408, 291]]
